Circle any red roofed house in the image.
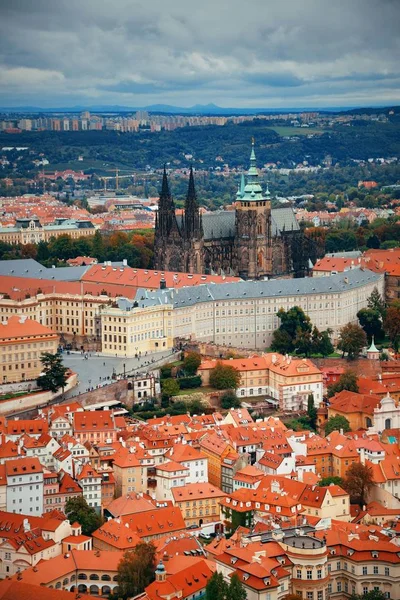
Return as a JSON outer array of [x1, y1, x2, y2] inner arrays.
[[171, 482, 227, 529], [143, 559, 213, 600], [328, 390, 381, 430], [73, 410, 118, 445]]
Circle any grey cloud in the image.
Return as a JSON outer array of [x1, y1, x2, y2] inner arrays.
[[0, 0, 399, 107]]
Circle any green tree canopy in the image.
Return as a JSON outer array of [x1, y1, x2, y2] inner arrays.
[[65, 496, 102, 536], [183, 351, 202, 375], [228, 574, 247, 600], [220, 390, 241, 410], [367, 287, 386, 317], [270, 328, 293, 354], [307, 394, 317, 430], [37, 352, 68, 393], [318, 476, 344, 487], [117, 542, 156, 599], [337, 323, 367, 359], [205, 572, 228, 600], [343, 462, 374, 507], [161, 378, 180, 399], [325, 415, 351, 435], [357, 308, 384, 342], [209, 362, 241, 390], [350, 591, 386, 600], [327, 370, 359, 398]]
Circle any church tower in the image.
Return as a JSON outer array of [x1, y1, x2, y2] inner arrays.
[[154, 167, 184, 271], [183, 167, 204, 273], [234, 140, 272, 279]]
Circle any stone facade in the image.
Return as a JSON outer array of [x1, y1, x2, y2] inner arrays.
[[154, 143, 320, 279]]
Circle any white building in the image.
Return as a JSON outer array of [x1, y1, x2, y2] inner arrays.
[[133, 269, 383, 349], [76, 465, 102, 511], [371, 393, 400, 432], [5, 457, 44, 516], [167, 444, 208, 484], [155, 461, 189, 501]]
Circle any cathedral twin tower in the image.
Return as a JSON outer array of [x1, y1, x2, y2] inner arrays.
[[154, 142, 308, 279]]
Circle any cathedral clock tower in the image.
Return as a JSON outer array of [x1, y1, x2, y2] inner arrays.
[[234, 140, 272, 279]]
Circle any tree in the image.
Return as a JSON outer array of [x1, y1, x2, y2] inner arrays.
[[183, 351, 202, 375], [327, 370, 359, 398], [367, 287, 386, 317], [325, 415, 351, 435], [384, 305, 400, 352], [209, 362, 241, 390], [294, 328, 312, 357], [37, 352, 68, 393], [343, 462, 374, 507], [161, 378, 180, 400], [228, 573, 247, 600], [357, 308, 384, 342], [65, 496, 102, 536], [205, 572, 228, 600], [350, 591, 386, 600], [307, 394, 317, 430], [318, 476, 344, 487], [337, 323, 367, 359], [312, 327, 334, 357], [271, 306, 312, 354], [117, 542, 156, 599], [270, 328, 293, 354], [221, 390, 241, 410]]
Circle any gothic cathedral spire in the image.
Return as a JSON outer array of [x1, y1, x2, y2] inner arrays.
[[184, 167, 203, 239], [156, 166, 175, 237]]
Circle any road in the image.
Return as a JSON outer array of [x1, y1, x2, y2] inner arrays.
[[61, 349, 174, 398]]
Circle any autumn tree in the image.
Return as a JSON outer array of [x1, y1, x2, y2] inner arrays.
[[337, 323, 367, 359], [384, 304, 400, 352], [343, 462, 374, 506], [209, 362, 241, 390], [117, 542, 156, 599], [325, 415, 351, 435], [327, 370, 359, 398]]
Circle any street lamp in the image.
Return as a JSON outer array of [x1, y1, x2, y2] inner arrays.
[[123, 363, 126, 378]]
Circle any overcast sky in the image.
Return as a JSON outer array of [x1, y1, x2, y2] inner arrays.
[[0, 0, 399, 109]]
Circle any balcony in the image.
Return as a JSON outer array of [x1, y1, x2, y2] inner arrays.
[[147, 478, 157, 489]]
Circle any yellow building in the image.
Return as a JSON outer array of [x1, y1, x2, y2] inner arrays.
[[171, 482, 227, 527], [0, 218, 96, 245], [100, 301, 174, 357], [0, 315, 59, 384]]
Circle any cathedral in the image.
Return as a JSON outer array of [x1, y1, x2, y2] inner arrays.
[[154, 142, 319, 279]]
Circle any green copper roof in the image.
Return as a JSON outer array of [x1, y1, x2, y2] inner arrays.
[[238, 140, 270, 202]]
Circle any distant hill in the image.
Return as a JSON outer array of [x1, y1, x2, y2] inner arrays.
[[1, 103, 398, 115]]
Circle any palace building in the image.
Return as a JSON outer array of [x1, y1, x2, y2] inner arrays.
[[154, 141, 320, 279]]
